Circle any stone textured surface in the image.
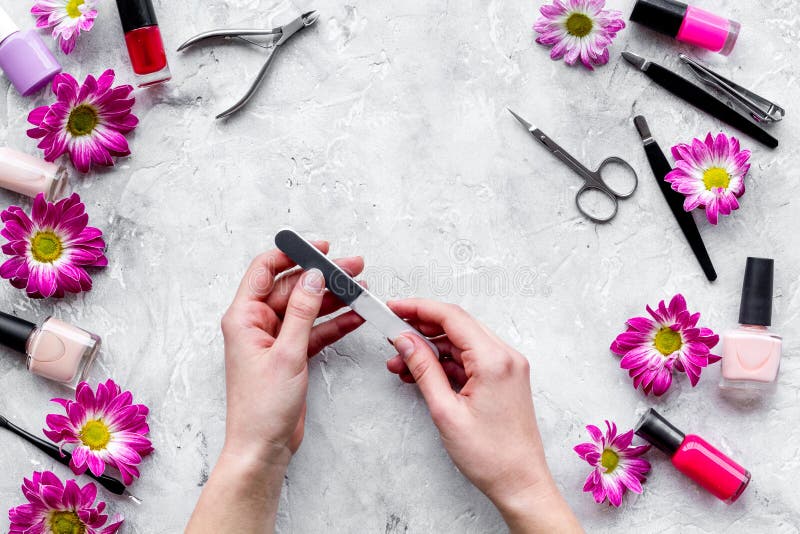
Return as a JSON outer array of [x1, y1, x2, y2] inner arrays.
[[1, 0, 800, 532]]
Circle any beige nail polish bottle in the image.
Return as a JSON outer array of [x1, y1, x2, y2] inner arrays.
[[0, 311, 100, 387], [720, 258, 782, 391], [0, 147, 69, 200]]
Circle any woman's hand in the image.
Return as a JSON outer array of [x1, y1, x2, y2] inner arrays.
[[386, 299, 582, 534], [187, 242, 365, 534], [221, 242, 364, 465]]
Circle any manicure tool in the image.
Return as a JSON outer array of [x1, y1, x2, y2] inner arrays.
[[1, 412, 140, 502], [274, 229, 439, 356], [678, 54, 785, 124], [634, 116, 717, 282], [177, 11, 319, 119], [622, 52, 779, 149], [507, 109, 638, 223]]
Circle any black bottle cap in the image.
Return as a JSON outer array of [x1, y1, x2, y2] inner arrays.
[[629, 0, 688, 38], [0, 311, 36, 354], [738, 257, 774, 326], [634, 408, 685, 456], [116, 0, 159, 34]]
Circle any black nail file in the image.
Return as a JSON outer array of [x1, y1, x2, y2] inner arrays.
[[634, 116, 717, 281], [275, 229, 439, 355]]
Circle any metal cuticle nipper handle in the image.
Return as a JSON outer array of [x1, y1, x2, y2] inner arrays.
[[177, 11, 319, 120]]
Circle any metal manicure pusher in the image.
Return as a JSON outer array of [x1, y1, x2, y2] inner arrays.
[[177, 11, 319, 120], [679, 54, 785, 123]]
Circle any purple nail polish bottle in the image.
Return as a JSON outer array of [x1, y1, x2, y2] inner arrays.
[[0, 7, 61, 96]]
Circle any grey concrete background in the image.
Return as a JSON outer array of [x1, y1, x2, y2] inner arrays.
[[1, 0, 799, 532]]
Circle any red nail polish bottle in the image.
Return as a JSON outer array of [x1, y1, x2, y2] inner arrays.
[[116, 0, 171, 87], [635, 408, 751, 503]]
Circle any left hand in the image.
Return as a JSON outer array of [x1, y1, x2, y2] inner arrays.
[[220, 242, 365, 466]]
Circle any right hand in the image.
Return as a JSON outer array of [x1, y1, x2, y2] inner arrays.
[[386, 299, 581, 533]]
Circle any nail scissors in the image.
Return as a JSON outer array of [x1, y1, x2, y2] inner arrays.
[[508, 109, 638, 223], [178, 11, 320, 119]]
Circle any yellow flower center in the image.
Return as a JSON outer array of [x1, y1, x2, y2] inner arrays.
[[66, 0, 84, 19], [80, 419, 111, 450], [30, 231, 63, 263], [566, 13, 593, 37], [601, 448, 619, 473], [66, 105, 98, 137], [702, 167, 730, 191], [49, 510, 85, 534], [654, 327, 682, 356]]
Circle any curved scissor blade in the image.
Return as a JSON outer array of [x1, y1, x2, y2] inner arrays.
[[507, 108, 534, 131]]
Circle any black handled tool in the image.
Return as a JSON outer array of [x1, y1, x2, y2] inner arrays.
[[624, 52, 778, 149], [1, 413, 130, 496], [634, 115, 717, 281]]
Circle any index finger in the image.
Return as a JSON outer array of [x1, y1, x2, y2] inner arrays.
[[386, 298, 491, 352], [233, 241, 329, 305]]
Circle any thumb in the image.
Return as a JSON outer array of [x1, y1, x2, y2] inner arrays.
[[394, 334, 457, 418], [273, 269, 326, 372]]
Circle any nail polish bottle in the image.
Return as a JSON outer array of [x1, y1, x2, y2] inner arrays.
[[630, 0, 740, 56], [0, 311, 100, 388], [0, 147, 69, 200], [0, 7, 62, 96], [720, 258, 781, 390], [635, 408, 750, 503], [115, 0, 171, 87]]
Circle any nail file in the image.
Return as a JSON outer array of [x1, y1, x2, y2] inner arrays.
[[634, 116, 717, 282], [275, 229, 439, 356]]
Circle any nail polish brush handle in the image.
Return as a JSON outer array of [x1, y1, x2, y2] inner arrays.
[[0, 414, 128, 496]]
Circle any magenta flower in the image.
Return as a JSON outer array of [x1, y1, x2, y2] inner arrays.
[[611, 294, 720, 396], [533, 0, 625, 70], [44, 380, 153, 485], [31, 0, 99, 55], [665, 132, 750, 225], [0, 193, 107, 298], [27, 70, 138, 173], [8, 471, 123, 534], [574, 421, 651, 507]]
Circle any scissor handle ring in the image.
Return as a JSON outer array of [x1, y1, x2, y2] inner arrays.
[[595, 156, 639, 198], [575, 184, 619, 224]]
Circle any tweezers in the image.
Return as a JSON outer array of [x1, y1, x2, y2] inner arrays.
[[622, 52, 778, 148], [177, 11, 319, 119], [679, 54, 784, 124]]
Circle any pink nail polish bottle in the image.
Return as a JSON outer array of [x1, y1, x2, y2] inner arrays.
[[0, 147, 69, 200], [0, 311, 100, 388], [0, 7, 62, 96], [630, 0, 740, 56], [720, 258, 781, 391]]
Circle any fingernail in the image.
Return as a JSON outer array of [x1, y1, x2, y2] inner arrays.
[[394, 336, 415, 359], [302, 269, 325, 294]]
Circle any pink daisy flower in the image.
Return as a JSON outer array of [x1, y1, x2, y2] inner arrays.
[[665, 132, 751, 225], [1, 193, 107, 298], [44, 380, 153, 485], [8, 471, 123, 534], [611, 294, 720, 396], [27, 70, 138, 173], [574, 421, 651, 507], [31, 0, 99, 55], [533, 0, 625, 70]]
